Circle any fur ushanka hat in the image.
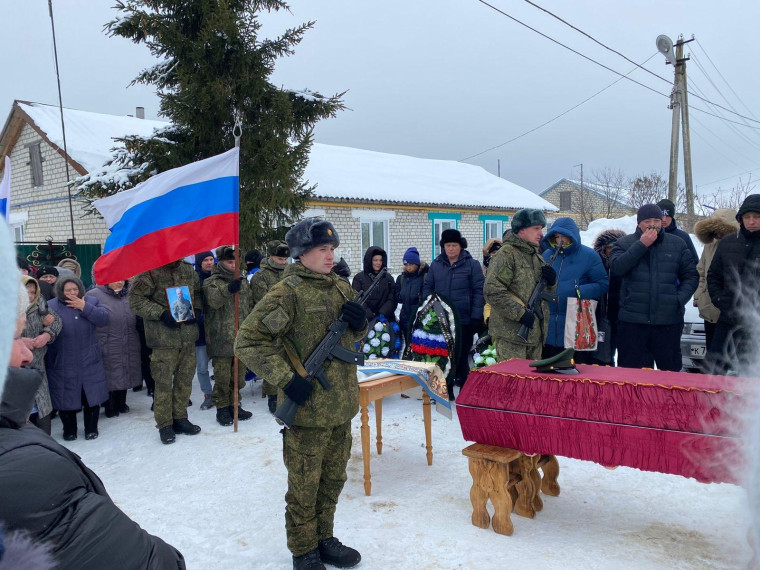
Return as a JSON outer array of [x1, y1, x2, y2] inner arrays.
[[266, 240, 290, 258], [439, 229, 467, 249], [511, 209, 546, 233], [215, 246, 236, 261], [286, 218, 340, 259]]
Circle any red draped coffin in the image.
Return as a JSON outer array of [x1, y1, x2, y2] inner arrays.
[[457, 360, 751, 484]]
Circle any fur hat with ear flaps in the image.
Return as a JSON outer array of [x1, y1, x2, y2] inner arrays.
[[439, 229, 467, 249], [266, 240, 290, 258], [511, 209, 546, 233], [215, 246, 235, 261], [286, 218, 340, 259]]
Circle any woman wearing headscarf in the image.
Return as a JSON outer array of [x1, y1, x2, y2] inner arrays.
[[45, 275, 109, 441], [89, 278, 142, 418], [19, 275, 62, 434]]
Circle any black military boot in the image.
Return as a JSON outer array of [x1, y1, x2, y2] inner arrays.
[[292, 549, 325, 570], [159, 425, 176, 444], [173, 418, 201, 435], [216, 406, 233, 426], [230, 405, 252, 421], [318, 537, 361, 568]]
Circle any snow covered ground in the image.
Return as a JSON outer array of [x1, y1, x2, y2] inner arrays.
[[51, 377, 752, 569]]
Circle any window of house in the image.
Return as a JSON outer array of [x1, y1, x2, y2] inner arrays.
[[360, 219, 389, 254], [560, 191, 571, 211], [28, 143, 44, 188], [479, 215, 510, 244], [428, 212, 461, 258], [12, 224, 24, 242]]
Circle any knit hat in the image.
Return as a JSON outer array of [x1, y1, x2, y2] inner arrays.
[[244, 249, 262, 270], [286, 218, 340, 259], [36, 266, 59, 279], [266, 240, 290, 258], [737, 194, 760, 222], [511, 209, 546, 233], [403, 247, 421, 266], [215, 246, 235, 261], [194, 251, 214, 267], [637, 204, 663, 223], [332, 257, 351, 279], [657, 199, 676, 218], [439, 229, 467, 248]]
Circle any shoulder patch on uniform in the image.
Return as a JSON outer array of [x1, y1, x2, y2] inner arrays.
[[262, 306, 290, 334]]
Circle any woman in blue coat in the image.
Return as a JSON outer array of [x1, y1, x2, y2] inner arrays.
[[541, 217, 609, 358], [46, 275, 109, 441]]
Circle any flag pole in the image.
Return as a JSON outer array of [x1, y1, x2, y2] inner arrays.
[[232, 116, 242, 432]]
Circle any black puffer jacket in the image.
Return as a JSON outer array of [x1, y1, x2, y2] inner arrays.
[[609, 228, 698, 325], [706, 225, 760, 326], [351, 246, 397, 321], [662, 218, 699, 265], [0, 367, 186, 570], [422, 248, 485, 326], [395, 262, 429, 331]]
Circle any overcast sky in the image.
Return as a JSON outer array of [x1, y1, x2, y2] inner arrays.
[[2, 0, 759, 198]]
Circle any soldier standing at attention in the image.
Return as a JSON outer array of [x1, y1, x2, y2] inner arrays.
[[484, 209, 557, 361], [235, 218, 367, 570], [249, 239, 291, 414], [130, 259, 202, 444], [202, 246, 254, 427]]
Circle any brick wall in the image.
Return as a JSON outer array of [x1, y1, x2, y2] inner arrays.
[[541, 180, 634, 229], [8, 124, 109, 246]]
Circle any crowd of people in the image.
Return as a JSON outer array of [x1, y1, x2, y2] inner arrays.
[[2, 194, 759, 569]]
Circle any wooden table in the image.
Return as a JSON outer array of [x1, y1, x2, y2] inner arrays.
[[358, 374, 433, 496]]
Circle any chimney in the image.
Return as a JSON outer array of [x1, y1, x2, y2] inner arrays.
[[136, 107, 145, 119]]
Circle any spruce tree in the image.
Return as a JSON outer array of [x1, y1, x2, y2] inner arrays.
[[78, 0, 344, 250]]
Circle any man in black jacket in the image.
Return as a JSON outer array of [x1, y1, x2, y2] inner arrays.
[[609, 204, 698, 371], [706, 194, 760, 373], [657, 199, 699, 265]]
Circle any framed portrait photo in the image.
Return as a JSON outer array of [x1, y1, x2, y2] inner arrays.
[[166, 285, 194, 322]]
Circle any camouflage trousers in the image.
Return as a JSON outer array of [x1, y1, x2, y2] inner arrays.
[[261, 378, 278, 397], [211, 357, 246, 408], [493, 336, 543, 362], [150, 345, 196, 429], [283, 420, 352, 557]]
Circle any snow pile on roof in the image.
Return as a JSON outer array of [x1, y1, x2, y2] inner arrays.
[[306, 143, 557, 210], [18, 102, 556, 211], [566, 178, 633, 207], [18, 102, 168, 173]]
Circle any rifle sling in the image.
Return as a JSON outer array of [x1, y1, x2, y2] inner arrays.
[[282, 341, 309, 379]]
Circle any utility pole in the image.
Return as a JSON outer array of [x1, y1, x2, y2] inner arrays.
[[658, 34, 695, 226], [497, 159, 501, 178]]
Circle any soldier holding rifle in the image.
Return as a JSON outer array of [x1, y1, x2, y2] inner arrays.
[[235, 218, 367, 570], [484, 209, 557, 361]]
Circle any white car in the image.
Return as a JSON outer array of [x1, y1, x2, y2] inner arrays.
[[681, 301, 707, 373]]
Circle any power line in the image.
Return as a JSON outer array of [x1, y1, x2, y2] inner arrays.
[[516, 0, 760, 125], [459, 53, 658, 162], [698, 166, 760, 190]]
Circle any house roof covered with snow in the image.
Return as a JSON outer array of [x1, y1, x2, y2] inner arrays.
[[541, 177, 634, 209], [1, 101, 556, 211]]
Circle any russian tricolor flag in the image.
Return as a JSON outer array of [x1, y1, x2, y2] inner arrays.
[[93, 148, 239, 285], [0, 156, 10, 223]]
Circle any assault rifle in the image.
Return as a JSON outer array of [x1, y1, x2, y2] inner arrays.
[[517, 246, 560, 343], [275, 268, 388, 428]]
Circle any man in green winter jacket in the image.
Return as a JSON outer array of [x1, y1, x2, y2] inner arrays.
[[130, 260, 202, 444], [203, 246, 254, 427], [249, 239, 290, 413], [484, 209, 557, 361], [234, 218, 367, 570]]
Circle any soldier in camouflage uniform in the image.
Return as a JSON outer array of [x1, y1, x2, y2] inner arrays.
[[235, 218, 367, 570], [202, 246, 254, 426], [129, 260, 202, 444], [484, 209, 557, 361], [249, 239, 290, 414]]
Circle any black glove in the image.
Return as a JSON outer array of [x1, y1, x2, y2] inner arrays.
[[282, 373, 314, 406], [340, 301, 367, 331], [541, 265, 557, 287], [160, 311, 180, 329], [227, 278, 243, 294], [471, 318, 486, 335], [519, 310, 535, 329]]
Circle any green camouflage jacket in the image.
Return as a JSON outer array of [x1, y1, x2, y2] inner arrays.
[[202, 262, 253, 358], [129, 261, 200, 349], [234, 262, 367, 428], [484, 231, 556, 346], [249, 257, 286, 306]]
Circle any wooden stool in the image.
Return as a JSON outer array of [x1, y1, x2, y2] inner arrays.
[[462, 444, 523, 536]]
